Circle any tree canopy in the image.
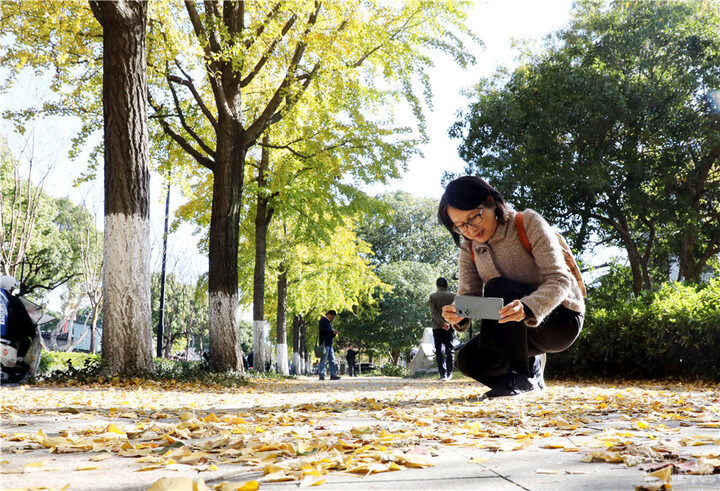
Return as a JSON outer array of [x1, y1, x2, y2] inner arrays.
[[358, 191, 459, 276], [0, 138, 98, 299], [1, 0, 477, 371], [451, 0, 720, 294]]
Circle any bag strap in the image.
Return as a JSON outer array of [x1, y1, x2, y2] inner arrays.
[[515, 212, 532, 253]]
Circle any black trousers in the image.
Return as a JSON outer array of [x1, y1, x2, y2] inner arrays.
[[347, 357, 356, 376], [433, 327, 454, 377], [456, 277, 583, 388]]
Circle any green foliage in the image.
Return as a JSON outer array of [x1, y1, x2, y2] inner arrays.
[[358, 191, 459, 277], [34, 352, 294, 387], [338, 261, 435, 357], [549, 276, 720, 380], [38, 351, 101, 375], [379, 364, 408, 377], [151, 273, 209, 357], [37, 351, 103, 384], [0, 139, 100, 300], [452, 0, 720, 291]]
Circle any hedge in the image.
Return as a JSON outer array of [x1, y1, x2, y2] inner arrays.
[[547, 278, 720, 380]]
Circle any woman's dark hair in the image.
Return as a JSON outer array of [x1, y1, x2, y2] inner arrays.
[[438, 176, 509, 247]]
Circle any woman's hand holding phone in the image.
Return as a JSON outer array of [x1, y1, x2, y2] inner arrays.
[[442, 304, 464, 325]]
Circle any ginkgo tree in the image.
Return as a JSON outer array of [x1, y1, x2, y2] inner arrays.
[[145, 0, 475, 373], [178, 160, 388, 374], [1, 0, 476, 372], [264, 214, 386, 374]]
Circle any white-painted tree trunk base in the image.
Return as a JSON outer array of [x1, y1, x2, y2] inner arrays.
[[276, 343, 289, 375], [253, 320, 267, 371], [292, 352, 302, 375], [103, 213, 152, 373], [208, 292, 242, 372]]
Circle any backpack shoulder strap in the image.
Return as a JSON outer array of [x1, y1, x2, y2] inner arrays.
[[516, 212, 532, 253]]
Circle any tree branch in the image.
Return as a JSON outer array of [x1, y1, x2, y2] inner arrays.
[[244, 1, 283, 49], [166, 72, 217, 157], [173, 60, 219, 132], [149, 96, 216, 171], [349, 7, 422, 68], [245, 1, 322, 143], [240, 12, 298, 88], [184, 1, 231, 120]]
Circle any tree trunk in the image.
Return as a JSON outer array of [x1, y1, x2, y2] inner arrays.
[[675, 144, 720, 282], [163, 332, 175, 358], [90, 0, 153, 374], [89, 300, 100, 354], [292, 315, 301, 374], [207, 123, 246, 372], [252, 140, 273, 372], [299, 317, 308, 374], [391, 349, 400, 367], [276, 265, 289, 375]]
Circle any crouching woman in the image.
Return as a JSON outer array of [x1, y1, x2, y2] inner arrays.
[[438, 176, 585, 399]]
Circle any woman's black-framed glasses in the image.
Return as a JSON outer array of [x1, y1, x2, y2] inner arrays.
[[453, 205, 484, 235]]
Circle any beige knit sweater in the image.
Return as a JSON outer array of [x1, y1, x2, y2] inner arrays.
[[457, 209, 585, 327]]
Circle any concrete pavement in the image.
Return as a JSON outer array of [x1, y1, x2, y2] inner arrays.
[[2, 375, 719, 490]]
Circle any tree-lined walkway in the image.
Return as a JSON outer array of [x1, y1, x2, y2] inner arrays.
[[2, 377, 719, 490]]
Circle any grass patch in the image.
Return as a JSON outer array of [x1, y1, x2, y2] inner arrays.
[[33, 351, 291, 388]]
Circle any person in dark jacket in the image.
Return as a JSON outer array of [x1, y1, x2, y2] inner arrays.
[[429, 277, 456, 381], [438, 176, 585, 399], [318, 310, 340, 380], [345, 347, 359, 377]]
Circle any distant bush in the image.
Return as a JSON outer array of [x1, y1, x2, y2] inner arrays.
[[33, 353, 286, 387], [548, 277, 720, 380], [379, 364, 408, 377], [38, 351, 101, 375]]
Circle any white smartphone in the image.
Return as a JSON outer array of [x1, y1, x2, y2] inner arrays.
[[454, 295, 504, 320]]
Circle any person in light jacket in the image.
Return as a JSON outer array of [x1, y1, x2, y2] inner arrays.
[[428, 277, 456, 381], [438, 176, 585, 399]]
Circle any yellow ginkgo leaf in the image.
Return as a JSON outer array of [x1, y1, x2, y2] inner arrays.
[[106, 424, 125, 435], [23, 459, 48, 467], [648, 465, 673, 483]]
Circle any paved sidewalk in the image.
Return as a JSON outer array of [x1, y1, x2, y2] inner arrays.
[[2, 376, 719, 491]]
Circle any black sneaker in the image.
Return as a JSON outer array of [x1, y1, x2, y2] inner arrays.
[[319, 375, 325, 380], [482, 370, 541, 399], [330, 375, 341, 380]]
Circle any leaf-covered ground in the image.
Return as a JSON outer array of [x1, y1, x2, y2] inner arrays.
[[1, 376, 719, 490]]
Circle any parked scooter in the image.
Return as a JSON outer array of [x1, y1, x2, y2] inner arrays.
[[1, 276, 47, 385]]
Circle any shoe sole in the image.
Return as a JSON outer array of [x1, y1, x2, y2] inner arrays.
[[481, 387, 544, 400]]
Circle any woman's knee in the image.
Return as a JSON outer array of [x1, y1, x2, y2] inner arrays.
[[484, 277, 533, 300]]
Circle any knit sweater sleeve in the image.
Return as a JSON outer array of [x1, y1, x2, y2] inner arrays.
[[518, 210, 574, 327]]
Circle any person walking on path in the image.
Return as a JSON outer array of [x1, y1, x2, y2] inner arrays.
[[345, 347, 359, 377], [318, 310, 341, 381], [429, 277, 456, 381], [438, 176, 585, 399]]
